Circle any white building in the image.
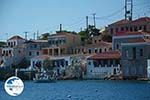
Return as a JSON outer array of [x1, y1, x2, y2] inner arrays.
[[1, 36, 25, 68], [30, 55, 50, 71], [86, 51, 121, 79]]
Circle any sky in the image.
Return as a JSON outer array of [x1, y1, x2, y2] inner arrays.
[[0, 0, 150, 41]]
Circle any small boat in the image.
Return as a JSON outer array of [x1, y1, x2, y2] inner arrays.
[[33, 72, 56, 83]]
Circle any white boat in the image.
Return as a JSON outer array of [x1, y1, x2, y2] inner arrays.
[[33, 72, 56, 83]]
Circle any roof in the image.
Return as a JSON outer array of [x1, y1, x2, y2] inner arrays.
[[110, 19, 130, 25], [32, 55, 50, 60], [25, 40, 48, 43], [88, 51, 121, 60], [132, 17, 150, 23], [82, 41, 112, 48], [8, 35, 25, 40], [110, 17, 150, 26], [114, 31, 150, 36]]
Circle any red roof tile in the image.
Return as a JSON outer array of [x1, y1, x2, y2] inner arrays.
[[88, 51, 121, 60]]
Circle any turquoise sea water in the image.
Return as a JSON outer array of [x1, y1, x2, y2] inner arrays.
[[0, 80, 150, 100]]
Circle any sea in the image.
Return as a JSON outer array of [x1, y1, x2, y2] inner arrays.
[[0, 80, 150, 100]]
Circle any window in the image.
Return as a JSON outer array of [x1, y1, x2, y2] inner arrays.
[[133, 47, 136, 59], [18, 50, 21, 53], [82, 48, 84, 52], [116, 28, 118, 33], [88, 61, 91, 65], [9, 50, 11, 54], [115, 60, 120, 65], [104, 48, 107, 52], [130, 27, 133, 32], [110, 28, 113, 34], [94, 40, 97, 43], [78, 49, 80, 53], [110, 60, 113, 65], [144, 25, 147, 32], [126, 27, 128, 31], [88, 49, 92, 54], [37, 52, 39, 55], [14, 42, 16, 46], [109, 48, 112, 51], [116, 44, 119, 49], [63, 39, 66, 43], [139, 26, 142, 30], [121, 27, 124, 31], [140, 49, 143, 56], [103, 60, 108, 65], [65, 61, 68, 66], [99, 49, 102, 53], [29, 52, 32, 56], [34, 44, 37, 48], [8, 42, 10, 46], [134, 26, 138, 31], [95, 49, 98, 53]]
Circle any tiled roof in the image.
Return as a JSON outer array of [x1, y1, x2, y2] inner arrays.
[[110, 17, 150, 26], [84, 41, 112, 48], [110, 19, 130, 25], [9, 35, 25, 40], [88, 51, 121, 60], [132, 17, 150, 23]]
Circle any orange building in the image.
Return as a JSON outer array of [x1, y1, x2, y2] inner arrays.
[[42, 31, 81, 56]]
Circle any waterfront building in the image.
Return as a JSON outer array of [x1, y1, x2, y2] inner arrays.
[[73, 41, 112, 54], [112, 31, 150, 51], [24, 40, 48, 60], [107, 17, 150, 35], [86, 51, 121, 79], [42, 31, 81, 56], [30, 55, 50, 71], [1, 36, 25, 68], [121, 40, 150, 79]]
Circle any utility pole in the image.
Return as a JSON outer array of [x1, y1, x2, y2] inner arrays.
[[60, 24, 62, 32], [24, 31, 29, 41], [33, 32, 36, 40], [86, 16, 89, 29], [125, 0, 133, 21], [37, 30, 39, 40], [92, 13, 96, 27]]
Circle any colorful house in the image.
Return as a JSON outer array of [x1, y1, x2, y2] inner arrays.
[[86, 51, 121, 79]]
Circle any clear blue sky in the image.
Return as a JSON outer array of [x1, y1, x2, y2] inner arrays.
[[0, 0, 149, 41]]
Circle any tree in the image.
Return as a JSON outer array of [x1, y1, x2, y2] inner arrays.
[[88, 25, 100, 37], [43, 58, 54, 71], [39, 33, 50, 40], [78, 30, 88, 43], [0, 41, 6, 47], [101, 34, 112, 42]]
